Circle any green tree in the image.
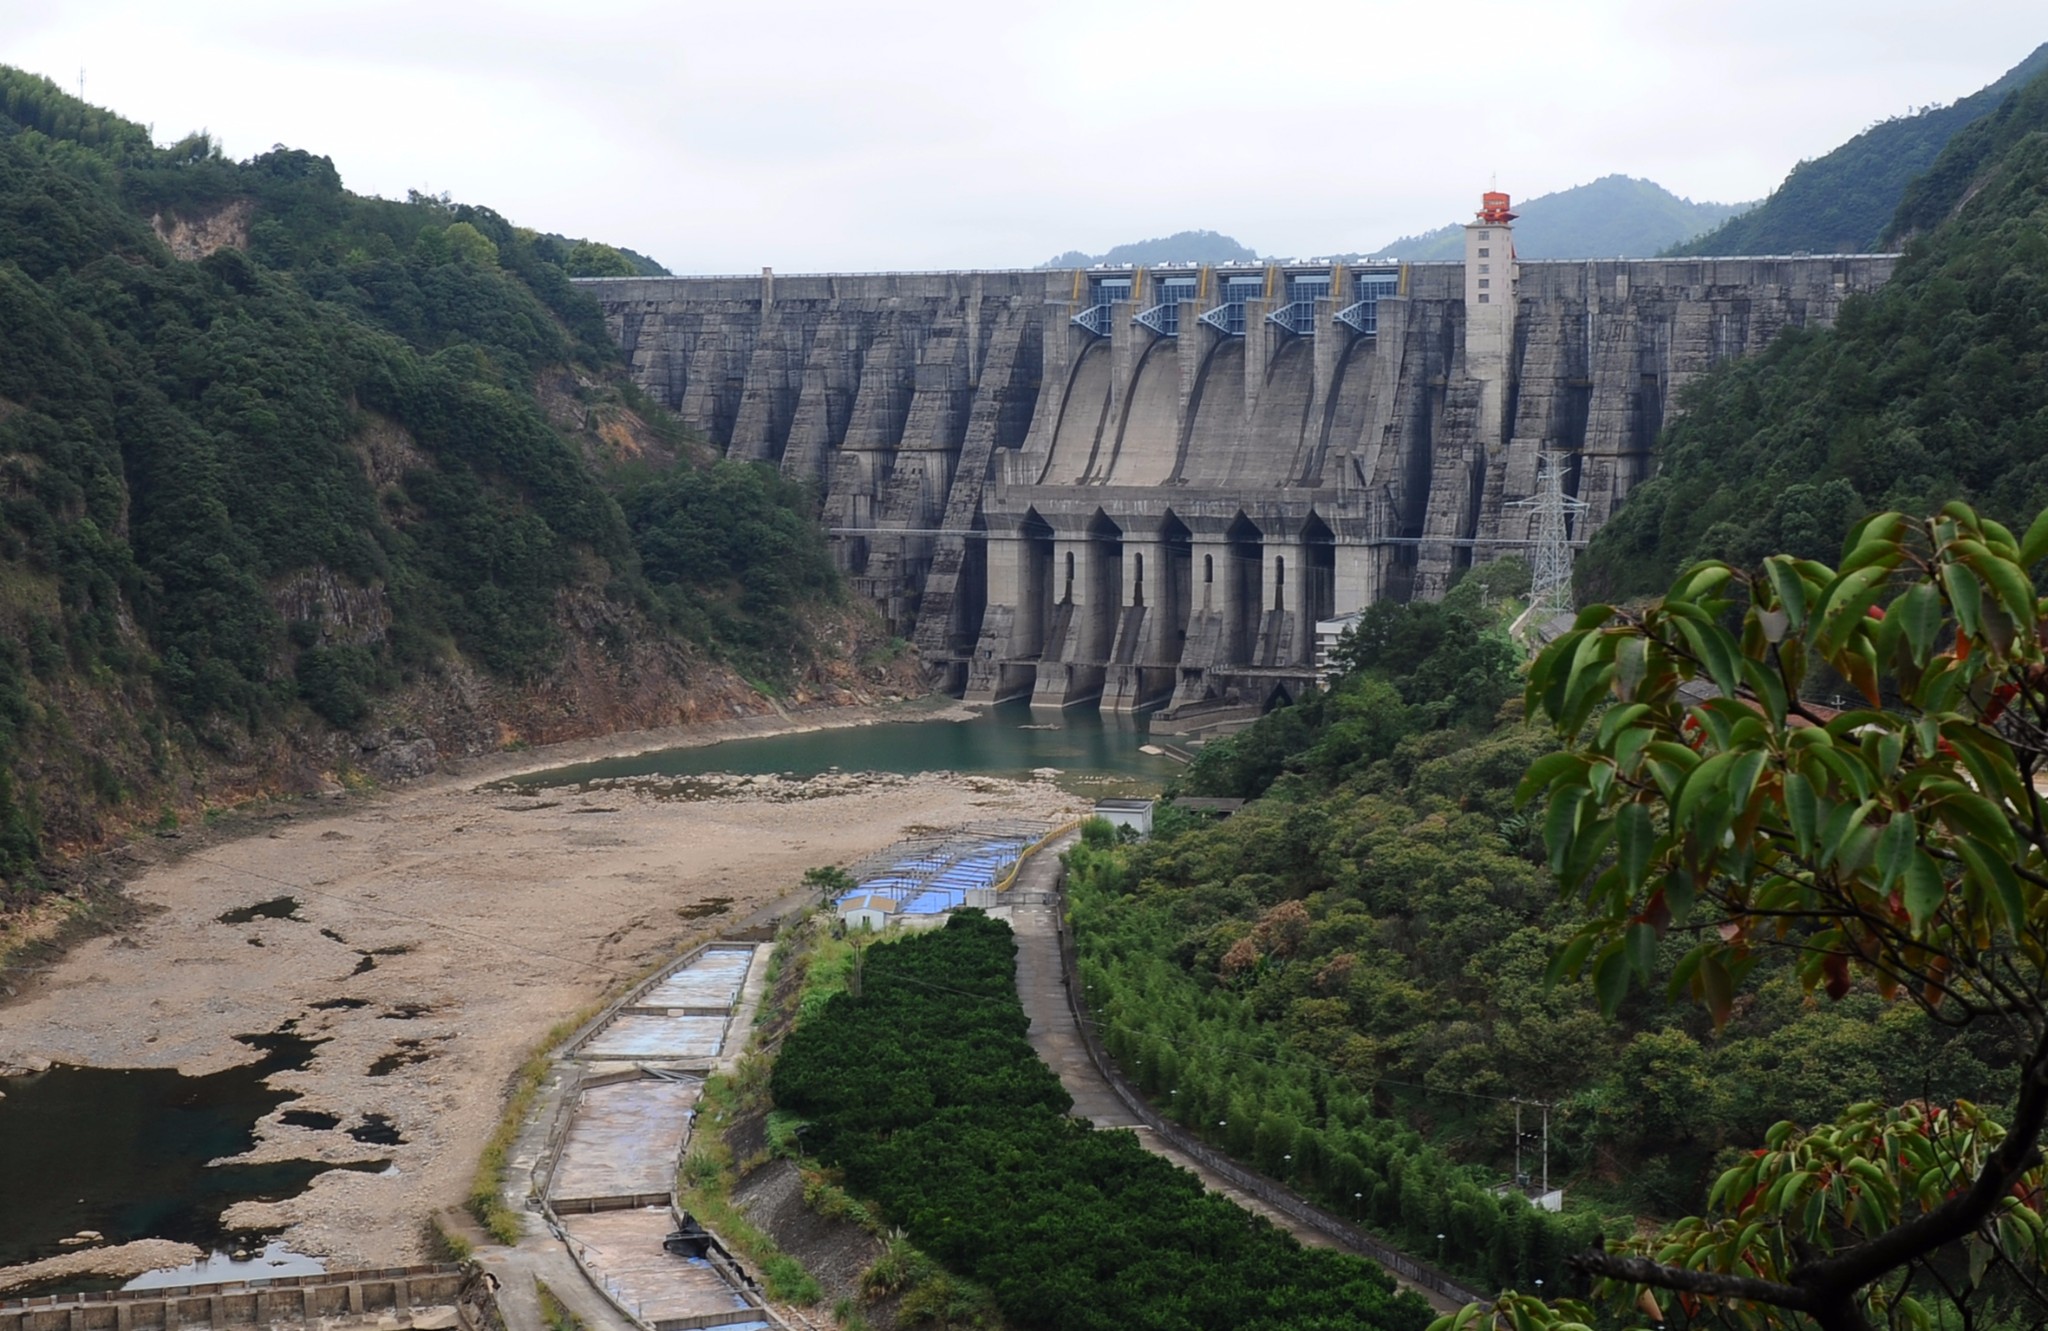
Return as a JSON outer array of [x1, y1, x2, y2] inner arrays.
[[1485, 502, 2048, 1331], [564, 240, 638, 277]]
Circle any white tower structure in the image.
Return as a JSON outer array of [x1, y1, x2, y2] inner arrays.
[[1464, 191, 1519, 446], [1509, 450, 1589, 645]]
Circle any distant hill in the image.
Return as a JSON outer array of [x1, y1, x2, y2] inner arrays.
[[1365, 176, 1748, 261], [1041, 230, 1259, 269], [1577, 60, 2048, 601], [1670, 40, 2048, 256]]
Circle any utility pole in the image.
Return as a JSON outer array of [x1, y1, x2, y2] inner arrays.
[[1513, 1097, 1552, 1199]]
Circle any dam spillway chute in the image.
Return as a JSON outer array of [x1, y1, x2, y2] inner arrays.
[[1102, 340, 1180, 487], [1039, 339, 1114, 484], [1174, 338, 1248, 486]]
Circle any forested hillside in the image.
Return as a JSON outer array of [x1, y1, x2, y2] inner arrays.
[[1368, 176, 1746, 261], [0, 69, 874, 905], [1578, 60, 2048, 602], [1670, 40, 2048, 256], [1063, 573, 2016, 1285]]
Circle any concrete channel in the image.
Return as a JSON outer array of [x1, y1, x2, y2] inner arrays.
[[491, 941, 781, 1331]]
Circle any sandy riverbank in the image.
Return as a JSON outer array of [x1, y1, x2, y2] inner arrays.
[[0, 703, 1087, 1273]]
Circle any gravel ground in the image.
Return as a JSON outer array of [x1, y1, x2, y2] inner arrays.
[[0, 709, 1086, 1274]]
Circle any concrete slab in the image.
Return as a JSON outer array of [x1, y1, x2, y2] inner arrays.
[[549, 1078, 700, 1204], [581, 1013, 728, 1061], [561, 1210, 753, 1325], [639, 950, 755, 1009]]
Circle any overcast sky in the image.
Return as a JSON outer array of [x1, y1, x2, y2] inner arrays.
[[5, 1, 2042, 272]]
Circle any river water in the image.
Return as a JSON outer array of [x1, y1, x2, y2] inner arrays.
[[499, 700, 1179, 794]]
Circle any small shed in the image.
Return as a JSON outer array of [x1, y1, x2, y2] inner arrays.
[[1093, 798, 1155, 838], [837, 893, 901, 932]]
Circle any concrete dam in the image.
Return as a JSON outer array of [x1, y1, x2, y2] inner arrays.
[[577, 215, 1895, 715]]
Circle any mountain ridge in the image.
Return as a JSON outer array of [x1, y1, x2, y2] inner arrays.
[[1667, 40, 2048, 256]]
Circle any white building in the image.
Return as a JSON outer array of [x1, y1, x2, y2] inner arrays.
[[837, 893, 901, 932], [1093, 798, 1154, 838]]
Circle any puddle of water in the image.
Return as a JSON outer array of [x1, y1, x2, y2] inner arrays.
[[349, 955, 376, 976], [0, 1027, 386, 1269], [216, 897, 302, 925], [279, 1109, 341, 1130], [677, 897, 733, 921], [310, 998, 369, 1011], [346, 1114, 404, 1146], [123, 1240, 326, 1290], [379, 1003, 432, 1020], [367, 1042, 434, 1077]]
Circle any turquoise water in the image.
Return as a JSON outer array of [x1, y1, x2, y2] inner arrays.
[[498, 702, 1178, 793]]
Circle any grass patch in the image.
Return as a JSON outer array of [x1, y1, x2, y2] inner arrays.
[[424, 1212, 475, 1263], [534, 1278, 585, 1331], [674, 1073, 824, 1306], [466, 1011, 590, 1244]]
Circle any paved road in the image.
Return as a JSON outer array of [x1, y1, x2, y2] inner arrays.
[[1003, 833, 1461, 1314]]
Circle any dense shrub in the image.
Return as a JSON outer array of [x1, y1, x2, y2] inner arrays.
[[771, 914, 1431, 1331]]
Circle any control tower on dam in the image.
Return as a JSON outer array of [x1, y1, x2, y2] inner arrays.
[[576, 205, 1895, 715]]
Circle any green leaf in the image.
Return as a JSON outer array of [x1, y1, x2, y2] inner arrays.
[[1932, 788, 2018, 858], [1875, 814, 1916, 893], [1592, 943, 1631, 1015], [1596, 703, 1651, 751], [1842, 510, 1904, 558], [1545, 787, 1587, 877], [1764, 557, 1810, 630], [1903, 849, 1945, 931], [1675, 562, 1734, 600], [1675, 751, 1739, 832], [1943, 561, 1982, 639], [1838, 535, 1903, 577], [1961, 548, 2038, 638], [1614, 635, 1647, 703], [1547, 931, 1598, 984], [1726, 750, 1768, 820], [1617, 803, 1655, 890], [1821, 798, 1876, 870], [1894, 581, 1942, 666], [2016, 504, 2048, 568], [1624, 921, 1658, 983], [1784, 772, 1818, 858], [1954, 838, 2026, 934], [1516, 751, 1587, 806], [1674, 618, 1740, 698], [1816, 564, 1889, 653]]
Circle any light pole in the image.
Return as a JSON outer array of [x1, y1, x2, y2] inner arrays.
[[1436, 1233, 1445, 1264], [1353, 1191, 1363, 1223], [1282, 1153, 1292, 1183]]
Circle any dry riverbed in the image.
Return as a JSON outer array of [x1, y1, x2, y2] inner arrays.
[[0, 705, 1088, 1274]]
